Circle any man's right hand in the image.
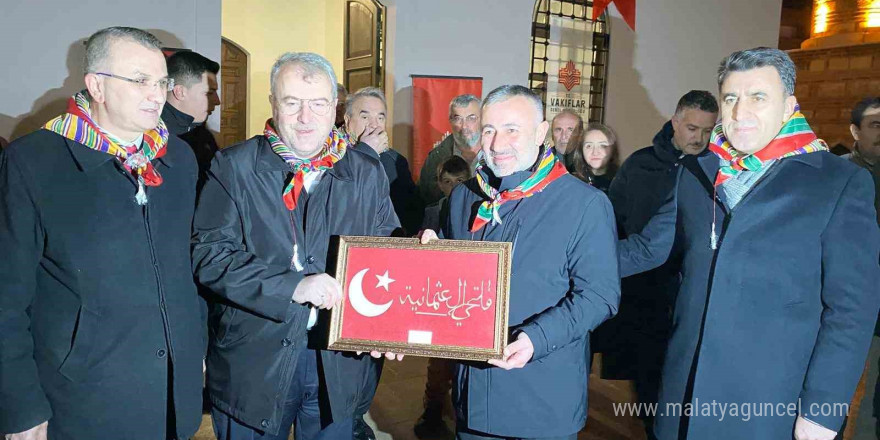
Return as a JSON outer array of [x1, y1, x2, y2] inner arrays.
[[5, 421, 48, 440], [359, 125, 387, 154], [419, 229, 439, 244], [292, 274, 342, 309]]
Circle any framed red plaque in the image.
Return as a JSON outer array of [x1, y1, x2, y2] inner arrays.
[[329, 236, 511, 360]]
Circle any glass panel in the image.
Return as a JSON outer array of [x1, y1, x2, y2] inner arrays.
[[561, 2, 573, 16]]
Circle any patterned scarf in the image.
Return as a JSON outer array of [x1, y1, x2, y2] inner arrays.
[[264, 119, 347, 210], [470, 146, 568, 232], [708, 106, 828, 187], [44, 91, 168, 205]]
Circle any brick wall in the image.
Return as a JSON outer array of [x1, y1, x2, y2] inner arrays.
[[789, 43, 880, 148]]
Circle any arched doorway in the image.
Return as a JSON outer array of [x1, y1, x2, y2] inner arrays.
[[220, 37, 248, 148], [343, 0, 386, 92]]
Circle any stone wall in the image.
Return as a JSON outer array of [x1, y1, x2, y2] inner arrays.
[[789, 43, 880, 148]]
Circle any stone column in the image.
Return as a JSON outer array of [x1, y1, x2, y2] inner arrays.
[[802, 0, 880, 48]]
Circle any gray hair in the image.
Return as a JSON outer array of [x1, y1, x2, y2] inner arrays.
[[448, 94, 481, 118], [345, 86, 386, 117], [84, 27, 163, 74], [718, 47, 796, 96], [270, 52, 338, 99], [482, 85, 543, 124]]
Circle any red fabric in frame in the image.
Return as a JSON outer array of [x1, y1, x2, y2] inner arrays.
[[340, 246, 499, 349], [411, 76, 482, 180]]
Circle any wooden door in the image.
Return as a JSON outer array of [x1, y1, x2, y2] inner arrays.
[[344, 0, 385, 92], [220, 38, 248, 148]]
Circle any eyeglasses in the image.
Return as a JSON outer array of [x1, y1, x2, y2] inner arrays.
[[278, 97, 333, 116], [450, 114, 478, 125], [95, 72, 175, 92]]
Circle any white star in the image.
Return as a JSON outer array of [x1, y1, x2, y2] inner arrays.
[[375, 270, 395, 292]]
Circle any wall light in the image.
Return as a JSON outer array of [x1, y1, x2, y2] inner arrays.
[[815, 1, 829, 34], [868, 0, 880, 28]]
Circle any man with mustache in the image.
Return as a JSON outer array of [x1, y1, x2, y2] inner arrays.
[[601, 90, 717, 440], [619, 48, 880, 440], [844, 96, 880, 438], [419, 94, 481, 205], [0, 27, 205, 440], [550, 109, 582, 154], [421, 85, 620, 439], [161, 50, 221, 189], [192, 52, 400, 440]]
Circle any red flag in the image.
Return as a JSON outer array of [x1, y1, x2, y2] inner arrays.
[[593, 0, 636, 31], [411, 76, 483, 180]]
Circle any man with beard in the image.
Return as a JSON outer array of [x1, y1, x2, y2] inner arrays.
[[601, 90, 717, 439], [161, 50, 221, 187], [419, 94, 481, 204], [550, 109, 583, 154], [420, 85, 620, 439], [619, 48, 879, 440], [193, 52, 401, 440], [0, 26, 205, 440], [845, 96, 880, 438]]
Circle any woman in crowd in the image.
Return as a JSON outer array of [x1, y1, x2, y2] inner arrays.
[[567, 122, 620, 193]]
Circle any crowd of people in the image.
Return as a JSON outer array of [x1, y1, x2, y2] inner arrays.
[[1, 25, 878, 440]]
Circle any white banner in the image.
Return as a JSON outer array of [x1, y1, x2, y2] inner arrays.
[[544, 15, 595, 124]]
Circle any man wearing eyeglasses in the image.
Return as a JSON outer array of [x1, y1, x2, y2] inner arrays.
[[418, 94, 482, 205], [162, 50, 221, 190], [0, 27, 205, 440], [192, 52, 401, 440]]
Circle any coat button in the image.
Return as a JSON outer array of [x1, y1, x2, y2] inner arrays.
[[282, 338, 292, 347], [156, 349, 167, 358], [306, 256, 316, 264], [261, 419, 269, 428]]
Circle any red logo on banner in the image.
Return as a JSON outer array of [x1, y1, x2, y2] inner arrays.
[[340, 247, 499, 348], [558, 60, 581, 91]]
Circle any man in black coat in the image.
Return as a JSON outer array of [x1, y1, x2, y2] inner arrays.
[[421, 85, 620, 439], [192, 52, 401, 440], [162, 50, 221, 189], [602, 90, 717, 439], [0, 27, 205, 440], [619, 47, 880, 440]]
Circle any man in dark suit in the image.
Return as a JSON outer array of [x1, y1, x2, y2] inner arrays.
[[193, 52, 401, 440], [421, 85, 620, 439], [0, 26, 205, 440], [620, 47, 880, 440]]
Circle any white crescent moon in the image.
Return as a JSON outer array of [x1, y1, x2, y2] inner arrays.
[[349, 268, 393, 317]]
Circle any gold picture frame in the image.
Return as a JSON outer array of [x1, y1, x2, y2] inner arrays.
[[328, 236, 511, 360]]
